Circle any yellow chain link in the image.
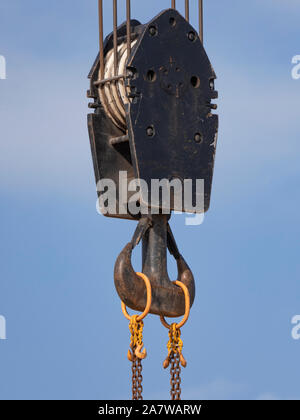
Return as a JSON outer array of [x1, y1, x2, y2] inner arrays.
[[127, 315, 147, 361], [167, 323, 183, 353], [163, 323, 187, 369]]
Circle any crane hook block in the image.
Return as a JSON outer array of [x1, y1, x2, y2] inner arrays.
[[88, 8, 218, 218]]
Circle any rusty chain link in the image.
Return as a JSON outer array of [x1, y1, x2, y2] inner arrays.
[[160, 281, 190, 400], [131, 351, 143, 400], [170, 351, 182, 400], [163, 323, 186, 400]]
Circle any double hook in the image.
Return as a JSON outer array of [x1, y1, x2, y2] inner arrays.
[[127, 343, 147, 361], [115, 215, 195, 318]]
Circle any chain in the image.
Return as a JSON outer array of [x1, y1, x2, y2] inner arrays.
[[127, 315, 146, 400], [170, 351, 182, 400], [131, 353, 143, 400], [121, 277, 190, 400], [163, 323, 187, 400]]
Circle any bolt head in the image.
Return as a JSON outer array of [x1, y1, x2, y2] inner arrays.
[[188, 31, 196, 41], [194, 133, 203, 143], [146, 126, 155, 137], [149, 26, 157, 36]]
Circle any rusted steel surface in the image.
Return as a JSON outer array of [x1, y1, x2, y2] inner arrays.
[[94, 74, 126, 86], [113, 0, 118, 76], [185, 0, 189, 22], [114, 215, 195, 317], [199, 0, 203, 43], [98, 0, 104, 79], [126, 0, 131, 60]]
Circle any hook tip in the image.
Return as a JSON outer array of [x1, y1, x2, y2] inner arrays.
[[127, 349, 134, 361]]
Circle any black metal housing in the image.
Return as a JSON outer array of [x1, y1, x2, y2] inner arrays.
[[88, 8, 218, 218]]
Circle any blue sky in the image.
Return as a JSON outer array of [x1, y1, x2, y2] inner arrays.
[[0, 0, 300, 400]]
